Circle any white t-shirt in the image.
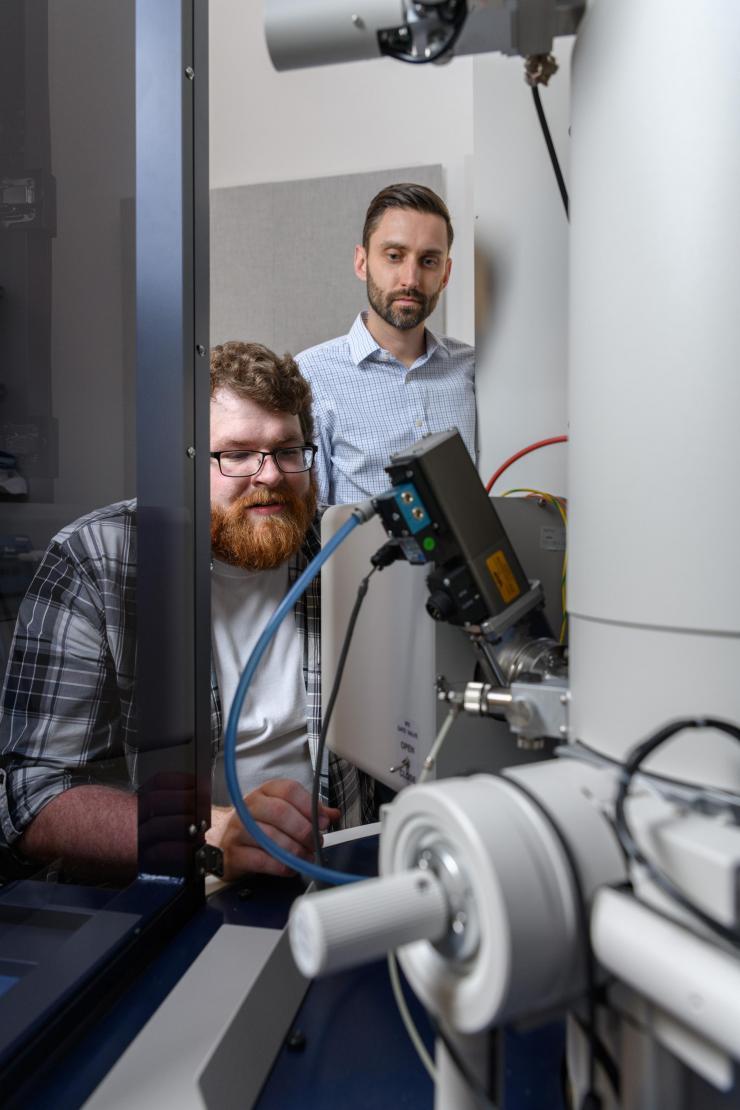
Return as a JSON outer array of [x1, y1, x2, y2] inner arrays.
[[210, 558, 313, 806]]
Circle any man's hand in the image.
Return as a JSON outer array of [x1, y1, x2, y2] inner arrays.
[[207, 778, 341, 881]]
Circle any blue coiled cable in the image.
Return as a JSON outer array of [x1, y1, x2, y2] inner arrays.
[[223, 507, 375, 885]]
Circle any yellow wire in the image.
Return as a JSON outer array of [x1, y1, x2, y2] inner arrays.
[[501, 487, 567, 526]]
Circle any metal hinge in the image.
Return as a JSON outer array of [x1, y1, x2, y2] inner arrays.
[[0, 171, 56, 233]]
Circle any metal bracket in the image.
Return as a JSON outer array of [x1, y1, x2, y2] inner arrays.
[[479, 579, 545, 641], [196, 843, 224, 879], [0, 171, 56, 233], [447, 675, 569, 748], [508, 678, 569, 746]]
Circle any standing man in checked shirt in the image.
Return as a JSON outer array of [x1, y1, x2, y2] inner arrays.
[[0, 342, 371, 882], [297, 183, 476, 504]]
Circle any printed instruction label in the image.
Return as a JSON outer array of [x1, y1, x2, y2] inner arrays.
[[541, 526, 566, 552], [486, 549, 521, 604], [394, 717, 423, 784]]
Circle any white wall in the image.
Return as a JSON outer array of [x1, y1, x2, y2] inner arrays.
[[209, 5, 573, 489], [473, 43, 572, 496], [209, 0, 476, 344]]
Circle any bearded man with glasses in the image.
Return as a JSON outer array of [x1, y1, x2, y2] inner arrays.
[[0, 342, 372, 882]]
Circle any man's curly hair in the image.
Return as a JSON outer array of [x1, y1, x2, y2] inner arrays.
[[210, 341, 314, 442]]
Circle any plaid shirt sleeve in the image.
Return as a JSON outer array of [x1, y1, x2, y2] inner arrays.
[[290, 519, 375, 828], [0, 503, 138, 846], [1, 502, 373, 850]]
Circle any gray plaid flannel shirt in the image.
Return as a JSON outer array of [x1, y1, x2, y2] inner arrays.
[[0, 499, 370, 848]]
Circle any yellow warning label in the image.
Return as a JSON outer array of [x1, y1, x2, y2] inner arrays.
[[486, 549, 521, 604]]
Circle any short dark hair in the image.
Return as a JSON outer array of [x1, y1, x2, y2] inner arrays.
[[210, 341, 314, 442], [362, 183, 453, 251]]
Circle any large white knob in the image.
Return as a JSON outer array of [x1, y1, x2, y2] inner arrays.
[[289, 869, 449, 978]]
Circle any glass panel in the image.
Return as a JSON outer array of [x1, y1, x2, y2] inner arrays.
[[0, 0, 136, 886], [0, 4, 208, 1095]]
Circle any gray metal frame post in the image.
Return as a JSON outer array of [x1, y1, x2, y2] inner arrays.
[[135, 0, 211, 880]]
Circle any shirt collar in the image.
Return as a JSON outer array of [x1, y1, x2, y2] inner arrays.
[[424, 324, 449, 358], [348, 311, 449, 366], [348, 312, 382, 366]]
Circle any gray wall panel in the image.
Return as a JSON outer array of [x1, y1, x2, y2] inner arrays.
[[210, 164, 445, 357]]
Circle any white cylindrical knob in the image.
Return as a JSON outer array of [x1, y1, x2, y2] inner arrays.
[[264, 0, 403, 71], [592, 887, 740, 1063], [289, 869, 449, 978]]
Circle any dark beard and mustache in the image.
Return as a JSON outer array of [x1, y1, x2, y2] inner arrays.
[[210, 479, 317, 571], [366, 266, 443, 331]]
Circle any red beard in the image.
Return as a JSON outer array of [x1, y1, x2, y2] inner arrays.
[[210, 480, 317, 570]]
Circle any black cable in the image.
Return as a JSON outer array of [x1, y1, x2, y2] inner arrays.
[[613, 716, 740, 951], [569, 1009, 621, 1102], [427, 1018, 498, 1110], [567, 737, 740, 811], [503, 774, 608, 1110], [531, 85, 569, 219], [310, 538, 406, 867], [311, 566, 377, 868]]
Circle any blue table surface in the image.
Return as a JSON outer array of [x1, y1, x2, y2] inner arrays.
[[11, 836, 565, 1110]]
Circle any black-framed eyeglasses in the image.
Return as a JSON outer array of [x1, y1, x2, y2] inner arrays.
[[210, 444, 318, 477]]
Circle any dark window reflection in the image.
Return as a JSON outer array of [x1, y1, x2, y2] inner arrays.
[[0, 0, 135, 883]]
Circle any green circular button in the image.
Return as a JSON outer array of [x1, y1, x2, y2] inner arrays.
[[422, 536, 437, 552]]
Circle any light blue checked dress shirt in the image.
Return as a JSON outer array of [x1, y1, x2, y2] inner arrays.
[[297, 312, 477, 504]]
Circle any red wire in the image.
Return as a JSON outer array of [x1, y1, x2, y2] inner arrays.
[[485, 435, 568, 493]]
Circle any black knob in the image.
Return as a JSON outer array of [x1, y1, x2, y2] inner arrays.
[[426, 590, 455, 622]]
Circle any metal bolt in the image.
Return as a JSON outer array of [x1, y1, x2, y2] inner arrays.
[[286, 1028, 306, 1051], [559, 724, 568, 735], [559, 693, 569, 705], [185, 66, 195, 80], [199, 819, 208, 832], [188, 823, 198, 837], [351, 13, 364, 28], [186, 446, 196, 459], [196, 344, 206, 356]]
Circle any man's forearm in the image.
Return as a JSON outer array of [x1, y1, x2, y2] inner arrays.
[[18, 787, 328, 884], [21, 794, 242, 881], [19, 785, 137, 879]]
